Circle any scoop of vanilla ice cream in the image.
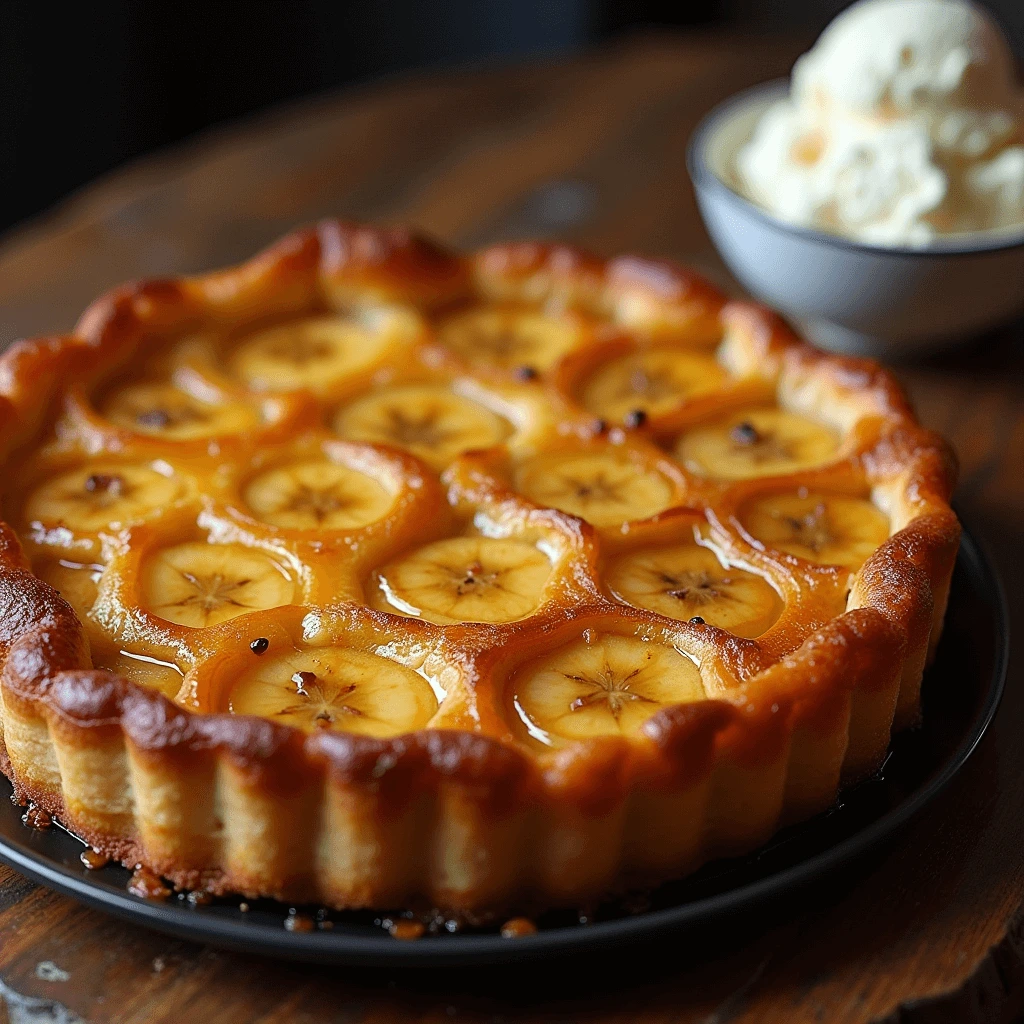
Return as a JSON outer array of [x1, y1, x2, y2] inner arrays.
[[735, 0, 1024, 246]]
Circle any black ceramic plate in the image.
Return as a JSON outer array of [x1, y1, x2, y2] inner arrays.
[[0, 525, 1007, 966]]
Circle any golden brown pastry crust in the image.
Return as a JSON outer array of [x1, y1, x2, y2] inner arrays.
[[0, 222, 959, 915]]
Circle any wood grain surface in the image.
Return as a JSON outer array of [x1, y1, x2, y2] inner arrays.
[[0, 32, 1022, 1024]]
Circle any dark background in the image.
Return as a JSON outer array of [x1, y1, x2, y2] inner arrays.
[[1, 0, 1021, 236]]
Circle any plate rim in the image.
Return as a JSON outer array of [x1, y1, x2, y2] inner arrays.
[[0, 522, 1008, 966]]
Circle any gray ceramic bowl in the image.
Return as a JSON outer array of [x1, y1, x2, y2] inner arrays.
[[687, 81, 1024, 357]]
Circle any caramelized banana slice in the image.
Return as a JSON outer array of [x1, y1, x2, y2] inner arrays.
[[230, 315, 393, 396], [93, 648, 184, 700], [243, 461, 395, 531], [676, 408, 840, 480], [229, 647, 437, 737], [104, 383, 258, 440], [333, 385, 508, 469], [25, 464, 186, 534], [740, 492, 889, 570], [371, 537, 552, 624], [437, 306, 583, 372], [36, 560, 183, 698], [606, 544, 781, 637], [141, 542, 295, 627], [516, 452, 675, 527], [581, 349, 728, 422], [514, 633, 705, 742], [35, 558, 102, 618]]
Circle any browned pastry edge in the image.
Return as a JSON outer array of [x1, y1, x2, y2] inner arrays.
[[0, 221, 960, 914]]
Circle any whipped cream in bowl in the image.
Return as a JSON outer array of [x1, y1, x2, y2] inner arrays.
[[687, 0, 1024, 356]]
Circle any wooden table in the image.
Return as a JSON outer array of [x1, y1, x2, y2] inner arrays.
[[0, 33, 1022, 1024]]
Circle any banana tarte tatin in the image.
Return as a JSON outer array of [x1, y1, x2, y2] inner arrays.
[[0, 222, 958, 919]]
